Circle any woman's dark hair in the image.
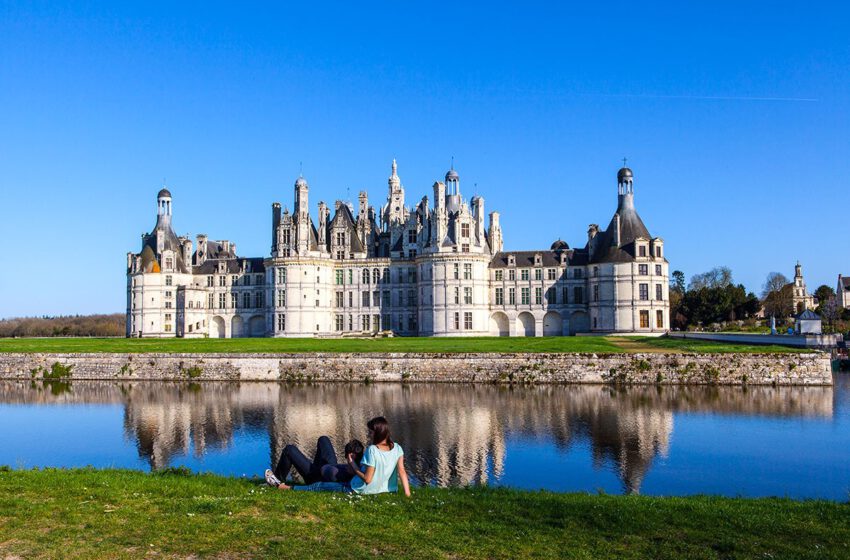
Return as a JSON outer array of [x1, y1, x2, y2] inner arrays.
[[344, 439, 365, 464], [367, 416, 394, 449]]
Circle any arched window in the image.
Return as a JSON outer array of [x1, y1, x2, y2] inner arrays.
[[373, 268, 380, 284], [362, 269, 370, 284]]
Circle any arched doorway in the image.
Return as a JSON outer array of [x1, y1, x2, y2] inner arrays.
[[569, 311, 590, 335], [249, 315, 265, 337], [231, 316, 244, 338], [211, 316, 226, 338], [517, 312, 535, 337], [489, 312, 510, 336], [543, 311, 563, 336]]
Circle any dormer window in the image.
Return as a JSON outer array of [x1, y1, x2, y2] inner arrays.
[[534, 254, 542, 266], [507, 254, 516, 267], [655, 246, 662, 257], [639, 245, 647, 257], [461, 223, 470, 238]]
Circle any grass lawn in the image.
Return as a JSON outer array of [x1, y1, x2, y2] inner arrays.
[[0, 335, 809, 354], [0, 469, 847, 560]]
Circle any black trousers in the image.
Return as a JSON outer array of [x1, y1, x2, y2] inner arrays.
[[273, 436, 339, 484]]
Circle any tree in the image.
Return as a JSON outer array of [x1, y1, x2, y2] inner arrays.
[[814, 285, 835, 311], [821, 297, 840, 329], [762, 272, 793, 319], [688, 266, 733, 291], [671, 270, 686, 295]]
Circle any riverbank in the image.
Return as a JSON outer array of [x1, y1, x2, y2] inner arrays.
[[0, 468, 846, 559], [0, 349, 831, 385]]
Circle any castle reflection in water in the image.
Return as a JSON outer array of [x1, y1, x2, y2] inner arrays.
[[0, 381, 833, 494]]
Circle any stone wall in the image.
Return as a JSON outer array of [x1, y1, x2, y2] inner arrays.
[[0, 352, 832, 385]]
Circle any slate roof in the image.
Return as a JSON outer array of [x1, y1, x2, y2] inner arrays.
[[193, 257, 266, 275], [795, 309, 821, 321], [840, 276, 850, 290], [329, 203, 365, 253], [490, 250, 578, 268], [589, 194, 653, 264], [140, 215, 189, 273]]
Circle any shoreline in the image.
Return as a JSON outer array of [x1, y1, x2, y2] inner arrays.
[[2, 468, 848, 559], [0, 350, 833, 385]]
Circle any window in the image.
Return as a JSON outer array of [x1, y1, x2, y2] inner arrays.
[[546, 287, 556, 304], [521, 269, 529, 281], [463, 263, 472, 280], [535, 287, 542, 304], [509, 269, 516, 281], [218, 293, 226, 308], [164, 324, 172, 332], [383, 268, 390, 282], [373, 291, 380, 306], [454, 312, 460, 330], [408, 289, 417, 306], [461, 244, 469, 253], [232, 275, 238, 286], [164, 301, 172, 310], [639, 245, 647, 257], [495, 287, 504, 305], [277, 314, 286, 332], [464, 287, 472, 305], [231, 293, 237, 308], [409, 268, 417, 283], [639, 264, 648, 275], [336, 270, 344, 285], [243, 293, 251, 308], [534, 269, 542, 281], [256, 292, 264, 308], [408, 229, 417, 244], [461, 223, 470, 238], [219, 276, 226, 287], [562, 286, 569, 304], [362, 315, 371, 331], [362, 269, 370, 284], [547, 269, 556, 281], [640, 310, 650, 328], [593, 284, 599, 302], [277, 289, 286, 307], [495, 270, 503, 281], [207, 276, 214, 287], [373, 269, 380, 284], [454, 287, 460, 304], [656, 284, 663, 301], [348, 269, 353, 284], [335, 292, 344, 308], [362, 291, 370, 307], [509, 287, 516, 305], [573, 286, 583, 304], [335, 315, 344, 331], [244, 275, 251, 286], [165, 275, 172, 286], [592, 266, 598, 277], [277, 268, 286, 283], [165, 257, 173, 270], [336, 231, 345, 246], [464, 312, 472, 330], [655, 246, 662, 257], [399, 291, 405, 306], [639, 283, 649, 301], [574, 268, 583, 279], [348, 291, 353, 307], [453, 263, 459, 279], [656, 310, 664, 328], [521, 287, 530, 305], [348, 315, 353, 330]]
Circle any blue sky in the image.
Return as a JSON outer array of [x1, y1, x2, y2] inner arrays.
[[1, 1, 848, 317]]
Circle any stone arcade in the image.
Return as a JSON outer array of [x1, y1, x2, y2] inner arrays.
[[126, 162, 669, 338]]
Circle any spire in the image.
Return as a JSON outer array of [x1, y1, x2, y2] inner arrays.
[[388, 158, 401, 191], [392, 158, 397, 177]]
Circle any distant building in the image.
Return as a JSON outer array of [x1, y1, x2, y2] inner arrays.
[[795, 309, 822, 335], [790, 262, 815, 314], [837, 275, 850, 309], [126, 162, 670, 338]]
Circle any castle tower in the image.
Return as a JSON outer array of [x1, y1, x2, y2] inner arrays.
[[294, 176, 311, 255]]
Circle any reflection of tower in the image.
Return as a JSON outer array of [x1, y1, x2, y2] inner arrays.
[[431, 406, 506, 486]]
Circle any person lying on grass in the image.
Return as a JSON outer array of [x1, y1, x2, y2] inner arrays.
[[266, 436, 364, 486], [265, 416, 411, 497]]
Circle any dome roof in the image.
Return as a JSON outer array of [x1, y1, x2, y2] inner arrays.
[[617, 167, 633, 181], [550, 239, 569, 251], [157, 188, 172, 198], [295, 176, 308, 188], [445, 168, 459, 182]]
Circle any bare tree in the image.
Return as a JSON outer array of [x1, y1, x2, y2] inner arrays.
[[688, 266, 733, 291], [762, 272, 792, 319]]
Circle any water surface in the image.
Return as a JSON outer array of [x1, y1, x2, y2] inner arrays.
[[1, 378, 847, 499]]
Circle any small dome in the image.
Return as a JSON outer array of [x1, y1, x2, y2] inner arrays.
[[551, 239, 569, 251], [295, 176, 308, 188], [617, 167, 633, 181], [157, 188, 172, 198], [445, 168, 459, 182]]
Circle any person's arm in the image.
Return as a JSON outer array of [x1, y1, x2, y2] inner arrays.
[[347, 453, 375, 484], [397, 456, 411, 497]]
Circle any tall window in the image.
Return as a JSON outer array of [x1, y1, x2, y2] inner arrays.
[[574, 268, 583, 279], [562, 286, 569, 304], [207, 276, 214, 287], [219, 275, 226, 287], [277, 268, 286, 284], [463, 264, 472, 280], [453, 263, 459, 279], [509, 269, 516, 281], [244, 275, 251, 286], [655, 284, 663, 301], [461, 244, 469, 253], [165, 257, 173, 270], [243, 293, 251, 308], [362, 291, 370, 307], [461, 223, 470, 238], [521, 269, 529, 281], [592, 266, 598, 277], [639, 283, 649, 301], [495, 270, 503, 281], [655, 264, 662, 276], [656, 310, 664, 328], [640, 310, 649, 328], [218, 293, 226, 308], [362, 315, 371, 331], [165, 275, 172, 286], [382, 291, 390, 306], [408, 229, 417, 244], [336, 270, 344, 285], [495, 287, 504, 305], [546, 287, 556, 304], [277, 314, 286, 332], [573, 286, 583, 304], [509, 287, 516, 305], [639, 264, 648, 275], [277, 289, 286, 307], [373, 268, 380, 284], [335, 292, 344, 308], [535, 287, 542, 304], [521, 287, 530, 305], [408, 290, 417, 306], [362, 269, 370, 284], [593, 285, 599, 302], [348, 269, 353, 284], [454, 312, 460, 330], [454, 287, 460, 304], [534, 269, 542, 281], [547, 269, 556, 280], [208, 293, 214, 308], [655, 246, 662, 257], [335, 314, 344, 331], [464, 312, 472, 330], [464, 287, 472, 305], [254, 292, 263, 308], [639, 245, 647, 257], [231, 293, 238, 308]]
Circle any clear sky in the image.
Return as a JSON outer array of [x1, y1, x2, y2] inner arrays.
[[1, 1, 848, 318]]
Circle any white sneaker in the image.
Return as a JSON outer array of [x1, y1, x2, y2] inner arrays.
[[265, 469, 282, 487]]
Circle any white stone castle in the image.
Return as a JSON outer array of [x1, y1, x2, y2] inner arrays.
[[126, 162, 669, 338]]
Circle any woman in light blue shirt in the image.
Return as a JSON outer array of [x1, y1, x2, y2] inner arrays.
[[271, 416, 411, 497]]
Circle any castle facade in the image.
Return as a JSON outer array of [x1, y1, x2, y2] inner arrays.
[[126, 162, 669, 338]]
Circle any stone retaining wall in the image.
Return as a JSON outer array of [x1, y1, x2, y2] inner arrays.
[[0, 352, 832, 385]]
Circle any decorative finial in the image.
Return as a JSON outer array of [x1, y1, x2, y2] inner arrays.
[[392, 158, 397, 176], [622, 157, 627, 167], [299, 161, 303, 177], [451, 155, 455, 170]]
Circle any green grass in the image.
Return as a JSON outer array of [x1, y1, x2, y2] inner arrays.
[[0, 468, 847, 559], [0, 335, 810, 354]]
